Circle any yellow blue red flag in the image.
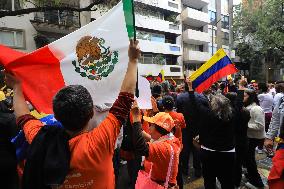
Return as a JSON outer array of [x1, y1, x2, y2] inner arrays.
[[189, 49, 238, 93]]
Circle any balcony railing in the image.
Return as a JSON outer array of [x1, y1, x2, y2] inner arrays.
[[33, 10, 80, 28]]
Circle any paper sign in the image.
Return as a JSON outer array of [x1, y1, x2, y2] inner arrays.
[[136, 76, 152, 109]]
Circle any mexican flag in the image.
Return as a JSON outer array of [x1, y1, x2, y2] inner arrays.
[[0, 0, 135, 114]]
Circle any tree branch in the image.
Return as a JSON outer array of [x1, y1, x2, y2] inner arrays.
[[0, 0, 104, 18]]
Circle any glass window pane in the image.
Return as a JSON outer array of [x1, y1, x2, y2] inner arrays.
[[0, 31, 15, 46], [151, 34, 165, 43], [0, 0, 12, 10], [16, 31, 24, 47]]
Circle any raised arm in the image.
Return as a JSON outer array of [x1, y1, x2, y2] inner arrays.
[[5, 72, 29, 119], [120, 40, 140, 94], [5, 72, 43, 143]]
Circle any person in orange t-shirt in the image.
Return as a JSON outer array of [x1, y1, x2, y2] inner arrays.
[[162, 95, 186, 144], [130, 103, 181, 188], [5, 40, 140, 189], [162, 95, 186, 189]]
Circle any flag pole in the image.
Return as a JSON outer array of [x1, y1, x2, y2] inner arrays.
[[132, 0, 139, 98]]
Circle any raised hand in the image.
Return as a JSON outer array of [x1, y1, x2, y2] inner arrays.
[[128, 39, 140, 62]]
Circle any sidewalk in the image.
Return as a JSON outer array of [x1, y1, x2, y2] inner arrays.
[[184, 153, 271, 189]]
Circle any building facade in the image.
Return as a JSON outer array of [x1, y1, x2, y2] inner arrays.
[[208, 0, 235, 58], [133, 0, 183, 79], [0, 0, 37, 52], [182, 0, 211, 75], [0, 0, 91, 52]]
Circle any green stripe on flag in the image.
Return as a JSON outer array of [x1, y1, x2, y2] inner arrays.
[[123, 0, 136, 39]]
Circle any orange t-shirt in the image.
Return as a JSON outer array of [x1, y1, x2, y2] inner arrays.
[[23, 113, 121, 189], [168, 111, 186, 143], [144, 137, 181, 185]]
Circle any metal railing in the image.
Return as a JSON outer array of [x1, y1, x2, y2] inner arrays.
[[33, 10, 80, 27]]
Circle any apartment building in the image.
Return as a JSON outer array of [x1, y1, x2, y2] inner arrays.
[[182, 0, 211, 74], [208, 0, 235, 59], [0, 0, 37, 52], [0, 0, 91, 52], [133, 0, 183, 79]]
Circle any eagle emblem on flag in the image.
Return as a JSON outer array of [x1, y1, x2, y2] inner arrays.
[[72, 36, 119, 80]]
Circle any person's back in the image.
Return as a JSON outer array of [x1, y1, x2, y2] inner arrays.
[[258, 93, 273, 113], [0, 101, 18, 188], [6, 40, 140, 189]]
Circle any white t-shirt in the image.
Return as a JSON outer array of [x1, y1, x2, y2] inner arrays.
[[273, 93, 284, 108], [246, 103, 265, 139], [258, 93, 273, 113]]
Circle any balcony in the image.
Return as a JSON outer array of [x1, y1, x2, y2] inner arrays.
[[182, 0, 209, 9], [139, 40, 182, 56], [181, 7, 209, 27], [183, 49, 211, 63], [135, 0, 181, 13], [31, 11, 80, 35], [135, 14, 182, 35], [183, 29, 210, 45], [138, 64, 183, 77]]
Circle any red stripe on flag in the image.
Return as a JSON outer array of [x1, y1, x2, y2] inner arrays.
[[0, 45, 26, 66], [5, 46, 65, 113], [195, 64, 238, 93]]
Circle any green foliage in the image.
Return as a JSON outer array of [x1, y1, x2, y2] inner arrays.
[[233, 0, 284, 64]]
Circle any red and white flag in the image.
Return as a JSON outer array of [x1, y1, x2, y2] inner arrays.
[[0, 1, 136, 113]]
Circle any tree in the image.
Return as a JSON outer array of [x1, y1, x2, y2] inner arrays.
[[233, 0, 284, 81], [0, 0, 120, 18]]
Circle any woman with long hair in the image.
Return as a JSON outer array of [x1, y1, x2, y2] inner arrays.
[[244, 89, 265, 188], [187, 80, 235, 189]]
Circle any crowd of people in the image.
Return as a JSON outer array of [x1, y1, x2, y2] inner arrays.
[[0, 40, 284, 189]]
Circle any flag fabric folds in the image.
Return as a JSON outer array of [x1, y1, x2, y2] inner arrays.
[[0, 0, 135, 114], [146, 73, 154, 81], [156, 69, 165, 83], [189, 49, 238, 93]]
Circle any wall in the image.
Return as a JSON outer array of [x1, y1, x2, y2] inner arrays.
[[0, 15, 37, 52]]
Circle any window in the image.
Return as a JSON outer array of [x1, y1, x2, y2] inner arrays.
[[183, 24, 203, 32], [209, 0, 216, 10], [0, 0, 20, 11], [0, 29, 24, 48], [221, 15, 229, 29], [185, 44, 202, 51], [208, 28, 217, 43], [169, 24, 179, 30], [139, 53, 177, 65], [168, 2, 178, 9], [170, 45, 180, 52], [151, 33, 165, 43], [135, 6, 164, 20], [136, 30, 165, 43], [222, 32, 230, 46], [221, 0, 229, 14], [209, 10, 216, 23], [170, 67, 181, 72]]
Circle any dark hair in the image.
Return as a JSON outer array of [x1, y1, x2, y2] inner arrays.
[[244, 89, 259, 106], [53, 85, 94, 132], [161, 82, 170, 93], [162, 95, 174, 111], [258, 83, 268, 93], [152, 84, 162, 98], [154, 125, 170, 136], [225, 92, 237, 105], [275, 82, 284, 93]]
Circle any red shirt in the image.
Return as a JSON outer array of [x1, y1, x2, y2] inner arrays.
[[168, 111, 186, 143]]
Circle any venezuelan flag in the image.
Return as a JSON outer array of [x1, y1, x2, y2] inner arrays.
[[156, 69, 165, 83], [189, 49, 238, 93]]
